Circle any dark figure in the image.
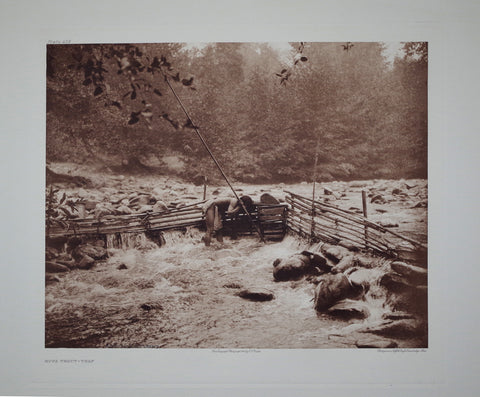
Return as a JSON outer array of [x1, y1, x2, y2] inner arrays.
[[202, 196, 254, 246]]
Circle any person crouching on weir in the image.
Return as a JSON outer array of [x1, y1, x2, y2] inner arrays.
[[202, 196, 254, 246]]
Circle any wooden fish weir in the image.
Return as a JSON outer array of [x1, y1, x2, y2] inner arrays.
[[48, 201, 289, 246], [285, 191, 427, 259]]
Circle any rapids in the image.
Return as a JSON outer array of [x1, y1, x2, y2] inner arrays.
[[45, 229, 422, 349]]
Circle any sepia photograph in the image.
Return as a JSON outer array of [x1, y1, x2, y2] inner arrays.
[[45, 41, 428, 349]]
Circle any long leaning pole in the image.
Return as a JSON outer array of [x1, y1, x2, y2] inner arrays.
[[161, 71, 265, 242]]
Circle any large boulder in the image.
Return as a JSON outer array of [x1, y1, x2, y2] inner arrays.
[[273, 252, 327, 281], [72, 244, 107, 261], [314, 273, 360, 311], [390, 261, 427, 285], [327, 299, 370, 320], [361, 319, 424, 339], [260, 193, 280, 204], [322, 245, 350, 263], [346, 268, 374, 291], [331, 254, 355, 274], [45, 261, 70, 273], [76, 255, 95, 270]]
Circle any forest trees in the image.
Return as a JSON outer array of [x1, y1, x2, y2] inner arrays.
[[46, 41, 427, 183]]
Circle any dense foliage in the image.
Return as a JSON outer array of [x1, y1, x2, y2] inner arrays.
[[46, 42, 427, 183]]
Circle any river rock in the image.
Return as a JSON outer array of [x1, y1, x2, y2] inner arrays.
[[116, 205, 133, 215], [46, 261, 70, 273], [346, 268, 373, 291], [273, 253, 315, 281], [130, 194, 153, 207], [323, 245, 349, 263], [260, 193, 280, 204], [386, 285, 427, 315], [73, 244, 107, 260], [379, 219, 399, 228], [152, 200, 168, 212], [390, 261, 427, 285], [383, 311, 414, 321], [301, 251, 331, 272], [45, 274, 61, 284], [45, 247, 59, 261], [371, 194, 386, 204], [379, 272, 414, 293], [56, 257, 76, 269], [77, 255, 95, 269], [338, 240, 360, 252], [237, 288, 274, 302], [331, 254, 355, 274], [314, 273, 357, 311], [94, 204, 114, 218], [361, 319, 423, 339], [137, 204, 153, 213], [327, 299, 370, 320], [323, 187, 334, 195], [84, 200, 97, 210]]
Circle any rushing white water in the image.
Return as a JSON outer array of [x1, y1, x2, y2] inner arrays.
[[45, 228, 422, 348]]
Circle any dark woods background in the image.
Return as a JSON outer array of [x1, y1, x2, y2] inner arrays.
[[46, 42, 427, 183]]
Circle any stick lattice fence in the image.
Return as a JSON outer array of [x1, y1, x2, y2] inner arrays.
[[285, 191, 427, 259]]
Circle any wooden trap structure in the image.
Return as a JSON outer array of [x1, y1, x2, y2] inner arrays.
[[285, 191, 427, 263], [48, 191, 425, 262], [48, 201, 289, 247]]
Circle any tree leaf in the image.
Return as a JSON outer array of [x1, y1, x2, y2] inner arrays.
[[131, 90, 137, 100], [82, 78, 92, 86], [182, 77, 193, 86], [128, 116, 139, 125], [94, 86, 103, 96], [153, 88, 162, 96]]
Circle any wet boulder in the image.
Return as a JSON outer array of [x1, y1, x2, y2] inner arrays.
[[260, 193, 280, 204], [331, 254, 355, 274], [46, 261, 70, 273], [314, 273, 358, 311], [273, 252, 325, 281], [72, 244, 107, 261], [386, 285, 427, 315], [379, 272, 414, 293], [45, 274, 61, 284], [116, 205, 133, 215], [322, 245, 350, 263], [76, 255, 95, 270], [346, 268, 373, 291], [361, 319, 424, 339], [390, 261, 427, 286], [370, 194, 386, 204], [327, 299, 370, 320], [237, 288, 274, 302], [152, 200, 168, 212], [379, 219, 399, 228]]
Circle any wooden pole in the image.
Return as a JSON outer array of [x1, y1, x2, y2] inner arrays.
[[203, 175, 207, 201], [362, 190, 368, 249], [310, 137, 320, 242]]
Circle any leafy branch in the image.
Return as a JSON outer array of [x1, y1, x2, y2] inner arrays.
[[46, 186, 80, 237]]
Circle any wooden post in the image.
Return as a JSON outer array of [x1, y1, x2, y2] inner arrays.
[[203, 176, 207, 200], [362, 190, 368, 248]]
